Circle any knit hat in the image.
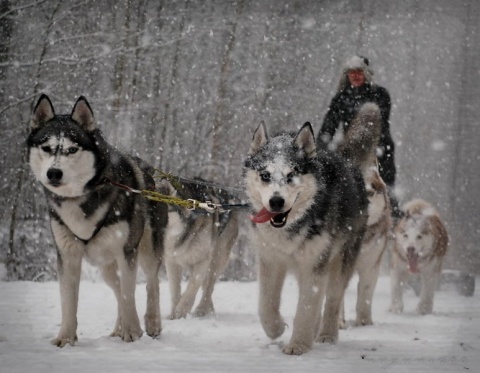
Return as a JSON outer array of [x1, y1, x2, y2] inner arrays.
[[337, 55, 374, 91]]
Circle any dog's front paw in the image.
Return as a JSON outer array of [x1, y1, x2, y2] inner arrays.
[[416, 303, 433, 315], [282, 341, 310, 355], [169, 308, 189, 320], [193, 300, 215, 318], [355, 315, 373, 326], [145, 314, 162, 338], [170, 301, 193, 319], [109, 317, 122, 337], [51, 334, 77, 348], [263, 318, 287, 339], [388, 303, 403, 314], [261, 315, 286, 340], [315, 334, 337, 344], [120, 321, 143, 342], [110, 329, 121, 337]]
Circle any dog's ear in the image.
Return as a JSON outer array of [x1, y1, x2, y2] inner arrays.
[[248, 121, 268, 154], [429, 214, 449, 257], [30, 94, 55, 130], [294, 122, 317, 159], [71, 96, 96, 132]]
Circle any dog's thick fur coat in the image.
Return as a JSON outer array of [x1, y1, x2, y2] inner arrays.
[[163, 178, 239, 319], [390, 198, 448, 314], [244, 122, 369, 355], [338, 103, 392, 326], [28, 94, 167, 347]]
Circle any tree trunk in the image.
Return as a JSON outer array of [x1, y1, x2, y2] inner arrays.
[[111, 0, 132, 144], [209, 0, 245, 181], [146, 0, 165, 160], [129, 0, 147, 149], [157, 0, 189, 170], [6, 0, 63, 279]]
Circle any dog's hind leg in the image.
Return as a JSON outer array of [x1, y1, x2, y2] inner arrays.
[[166, 258, 183, 319], [355, 238, 385, 326], [100, 262, 123, 337], [116, 256, 143, 342], [317, 251, 355, 344], [194, 216, 238, 318], [140, 259, 162, 337], [193, 255, 222, 318], [172, 259, 210, 319], [51, 222, 84, 347], [195, 243, 232, 317], [138, 228, 162, 337], [355, 261, 381, 326]]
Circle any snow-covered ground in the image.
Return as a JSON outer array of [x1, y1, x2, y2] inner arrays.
[[0, 273, 478, 372]]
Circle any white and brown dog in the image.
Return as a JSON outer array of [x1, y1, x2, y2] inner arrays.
[[390, 199, 449, 314]]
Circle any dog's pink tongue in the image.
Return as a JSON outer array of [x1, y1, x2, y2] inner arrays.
[[407, 254, 419, 273], [249, 207, 279, 224]]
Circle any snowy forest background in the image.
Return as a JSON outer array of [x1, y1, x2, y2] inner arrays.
[[0, 0, 479, 281]]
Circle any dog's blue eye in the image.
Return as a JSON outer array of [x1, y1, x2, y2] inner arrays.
[[260, 172, 271, 183], [67, 147, 78, 154], [41, 146, 52, 153]]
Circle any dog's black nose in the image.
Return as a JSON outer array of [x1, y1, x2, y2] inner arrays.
[[269, 196, 285, 212], [47, 168, 63, 183]]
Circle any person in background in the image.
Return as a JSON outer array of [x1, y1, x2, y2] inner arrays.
[[317, 55, 401, 219]]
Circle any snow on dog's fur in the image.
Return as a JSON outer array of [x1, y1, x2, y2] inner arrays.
[[162, 178, 240, 319], [243, 122, 370, 355], [28, 94, 168, 347], [390, 199, 449, 314]]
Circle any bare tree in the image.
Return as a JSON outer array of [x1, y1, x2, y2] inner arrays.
[[0, 0, 478, 280], [209, 0, 246, 181], [5, 0, 63, 279]]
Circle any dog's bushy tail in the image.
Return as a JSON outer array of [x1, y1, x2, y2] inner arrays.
[[337, 102, 381, 173]]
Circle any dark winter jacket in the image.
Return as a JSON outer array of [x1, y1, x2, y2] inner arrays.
[[317, 83, 396, 186]]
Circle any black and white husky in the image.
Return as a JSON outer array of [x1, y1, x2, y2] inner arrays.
[[243, 121, 370, 355], [28, 94, 168, 347], [162, 178, 240, 319]]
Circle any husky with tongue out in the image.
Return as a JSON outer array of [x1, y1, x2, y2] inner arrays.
[[390, 199, 449, 315], [243, 122, 369, 355]]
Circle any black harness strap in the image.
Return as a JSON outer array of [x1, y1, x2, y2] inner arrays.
[[74, 220, 106, 245]]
